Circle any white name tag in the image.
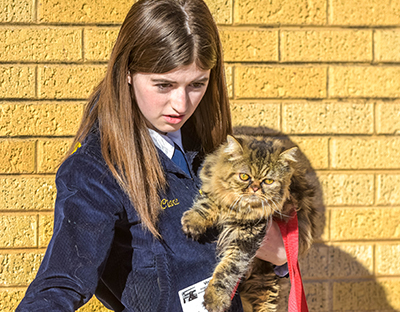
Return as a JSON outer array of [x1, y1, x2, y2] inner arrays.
[[178, 277, 212, 312]]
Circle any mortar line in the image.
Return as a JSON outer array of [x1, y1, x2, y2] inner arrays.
[[327, 136, 331, 170], [372, 243, 377, 276], [326, 0, 330, 25], [36, 213, 40, 249], [231, 0, 235, 25], [34, 138, 38, 174], [81, 28, 85, 61], [34, 0, 38, 23], [374, 171, 378, 205], [278, 29, 281, 62], [372, 29, 376, 64], [34, 65, 38, 99], [326, 66, 330, 99]]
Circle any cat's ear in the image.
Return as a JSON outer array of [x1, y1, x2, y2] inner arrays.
[[224, 135, 243, 159], [279, 147, 298, 163]]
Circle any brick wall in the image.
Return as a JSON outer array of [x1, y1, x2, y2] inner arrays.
[[1, 0, 400, 311]]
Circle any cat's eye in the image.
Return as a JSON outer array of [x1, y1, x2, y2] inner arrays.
[[239, 173, 250, 181], [264, 179, 274, 185]]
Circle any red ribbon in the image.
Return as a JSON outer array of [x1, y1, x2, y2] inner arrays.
[[275, 210, 309, 312]]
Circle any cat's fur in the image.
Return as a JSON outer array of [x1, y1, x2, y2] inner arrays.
[[181, 135, 318, 312]]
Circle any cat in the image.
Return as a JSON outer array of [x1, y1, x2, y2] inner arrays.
[[181, 135, 318, 312]]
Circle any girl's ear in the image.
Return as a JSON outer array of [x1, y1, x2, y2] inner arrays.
[[127, 72, 132, 85], [224, 135, 243, 160]]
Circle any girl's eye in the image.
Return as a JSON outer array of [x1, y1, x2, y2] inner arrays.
[[239, 173, 250, 181], [191, 82, 205, 89], [156, 83, 172, 90], [264, 179, 274, 185]]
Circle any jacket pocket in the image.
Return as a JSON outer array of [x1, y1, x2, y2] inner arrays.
[[129, 249, 161, 312]]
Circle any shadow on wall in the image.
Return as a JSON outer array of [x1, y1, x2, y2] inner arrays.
[[233, 126, 397, 312]]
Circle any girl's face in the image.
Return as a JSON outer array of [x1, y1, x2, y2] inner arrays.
[[132, 63, 211, 134]]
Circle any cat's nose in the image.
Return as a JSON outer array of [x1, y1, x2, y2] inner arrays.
[[251, 185, 260, 192]]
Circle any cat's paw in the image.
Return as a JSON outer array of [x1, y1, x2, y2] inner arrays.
[[181, 210, 208, 240], [203, 281, 231, 312]]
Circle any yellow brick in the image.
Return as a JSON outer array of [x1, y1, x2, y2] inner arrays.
[[235, 66, 326, 99], [37, 139, 73, 173], [77, 297, 111, 312], [0, 176, 56, 211], [38, 0, 133, 23], [0, 0, 33, 22], [375, 30, 400, 62], [331, 137, 400, 169], [0, 102, 84, 136], [330, 0, 400, 25], [281, 29, 372, 62], [304, 282, 330, 311], [333, 279, 400, 310], [381, 278, 400, 309], [205, 0, 233, 25], [318, 173, 374, 206], [377, 174, 400, 205], [330, 244, 374, 277], [0, 27, 82, 62], [84, 27, 119, 61], [0, 252, 44, 286], [376, 101, 400, 134], [0, 215, 37, 248], [299, 244, 329, 279], [282, 101, 373, 134], [289, 136, 329, 169], [39, 214, 54, 247], [0, 289, 26, 312], [0, 66, 35, 99], [329, 66, 400, 98], [219, 29, 278, 62], [231, 102, 280, 134], [331, 208, 400, 240], [376, 244, 400, 275], [38, 65, 106, 99], [0, 140, 35, 174], [39, 0, 231, 25], [234, 0, 326, 25]]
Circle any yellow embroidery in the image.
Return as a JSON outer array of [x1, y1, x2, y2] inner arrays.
[[71, 142, 81, 154], [199, 189, 203, 195], [160, 198, 180, 210]]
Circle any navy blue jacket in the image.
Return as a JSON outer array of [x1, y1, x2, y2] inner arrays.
[[17, 125, 243, 312]]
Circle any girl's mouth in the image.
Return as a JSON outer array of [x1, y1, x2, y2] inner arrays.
[[164, 115, 185, 124]]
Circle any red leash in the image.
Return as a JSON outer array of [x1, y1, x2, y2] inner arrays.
[[275, 210, 309, 312]]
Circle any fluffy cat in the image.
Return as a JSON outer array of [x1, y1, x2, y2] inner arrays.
[[181, 135, 318, 312]]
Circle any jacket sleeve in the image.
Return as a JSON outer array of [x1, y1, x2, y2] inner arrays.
[[16, 152, 125, 312]]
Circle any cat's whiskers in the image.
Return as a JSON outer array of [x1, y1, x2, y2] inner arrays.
[[229, 195, 243, 216], [270, 199, 292, 219], [220, 192, 238, 211]]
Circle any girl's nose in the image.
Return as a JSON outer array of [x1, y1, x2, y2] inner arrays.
[[171, 88, 188, 113]]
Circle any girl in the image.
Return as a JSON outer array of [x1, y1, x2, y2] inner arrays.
[[17, 0, 286, 311]]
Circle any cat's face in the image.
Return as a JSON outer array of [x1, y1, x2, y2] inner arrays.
[[201, 136, 297, 216]]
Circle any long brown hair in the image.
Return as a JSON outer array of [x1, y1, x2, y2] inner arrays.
[[67, 0, 232, 238]]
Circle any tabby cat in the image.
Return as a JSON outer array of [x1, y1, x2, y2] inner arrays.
[[181, 135, 318, 312]]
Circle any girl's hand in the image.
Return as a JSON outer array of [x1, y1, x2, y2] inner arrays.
[[255, 220, 287, 266]]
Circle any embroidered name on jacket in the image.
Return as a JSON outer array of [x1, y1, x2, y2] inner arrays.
[[160, 198, 180, 209]]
